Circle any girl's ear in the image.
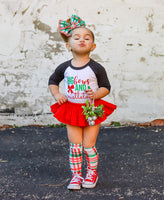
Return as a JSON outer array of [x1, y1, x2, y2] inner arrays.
[[66, 43, 72, 51], [91, 43, 96, 51]]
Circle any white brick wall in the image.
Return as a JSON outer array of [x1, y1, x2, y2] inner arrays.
[[0, 0, 164, 126]]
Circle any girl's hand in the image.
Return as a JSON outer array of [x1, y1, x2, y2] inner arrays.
[[85, 87, 110, 100], [54, 93, 67, 105], [85, 89, 94, 100]]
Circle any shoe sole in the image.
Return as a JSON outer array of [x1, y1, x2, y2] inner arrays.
[[67, 185, 81, 190], [82, 177, 98, 189]]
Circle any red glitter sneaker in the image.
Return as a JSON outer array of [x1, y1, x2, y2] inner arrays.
[[82, 168, 98, 188]]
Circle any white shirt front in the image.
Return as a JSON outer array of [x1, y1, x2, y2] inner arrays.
[[64, 66, 98, 103]]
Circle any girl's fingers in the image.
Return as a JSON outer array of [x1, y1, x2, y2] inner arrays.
[[85, 89, 94, 100], [85, 89, 93, 95], [88, 95, 93, 99], [85, 89, 92, 93], [86, 89, 93, 95], [58, 97, 67, 105]]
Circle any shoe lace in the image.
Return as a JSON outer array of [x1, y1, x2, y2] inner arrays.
[[85, 168, 96, 181], [72, 172, 84, 183]]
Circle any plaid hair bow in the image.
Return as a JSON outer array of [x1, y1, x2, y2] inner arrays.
[[59, 15, 86, 37]]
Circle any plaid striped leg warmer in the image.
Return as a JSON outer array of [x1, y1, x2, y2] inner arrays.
[[84, 146, 99, 170], [69, 143, 83, 173]]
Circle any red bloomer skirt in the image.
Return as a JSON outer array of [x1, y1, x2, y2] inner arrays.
[[50, 99, 117, 127]]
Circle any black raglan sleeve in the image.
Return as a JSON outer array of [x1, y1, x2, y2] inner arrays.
[[90, 59, 111, 91], [48, 60, 69, 86]]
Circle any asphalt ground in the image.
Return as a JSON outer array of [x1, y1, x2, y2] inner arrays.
[[0, 126, 163, 200]]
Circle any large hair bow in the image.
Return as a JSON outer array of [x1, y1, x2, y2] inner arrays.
[[59, 15, 86, 37]]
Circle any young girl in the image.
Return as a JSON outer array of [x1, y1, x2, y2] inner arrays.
[[48, 15, 116, 190]]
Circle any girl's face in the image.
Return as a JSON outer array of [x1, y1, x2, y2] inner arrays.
[[66, 27, 96, 55]]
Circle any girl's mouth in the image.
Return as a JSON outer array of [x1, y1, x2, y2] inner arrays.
[[79, 43, 85, 47]]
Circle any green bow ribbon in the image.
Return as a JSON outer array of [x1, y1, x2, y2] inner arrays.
[[59, 15, 86, 37]]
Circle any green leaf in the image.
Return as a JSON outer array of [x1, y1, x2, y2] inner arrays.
[[81, 100, 105, 120]]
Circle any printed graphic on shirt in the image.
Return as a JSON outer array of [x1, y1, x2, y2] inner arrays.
[[67, 76, 90, 99], [64, 66, 98, 103]]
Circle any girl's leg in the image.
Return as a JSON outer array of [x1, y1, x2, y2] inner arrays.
[[67, 124, 83, 144], [82, 124, 100, 188], [66, 125, 83, 190], [82, 124, 100, 148]]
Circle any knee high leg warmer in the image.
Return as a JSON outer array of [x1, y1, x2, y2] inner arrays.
[[83, 146, 99, 170], [69, 143, 83, 173]]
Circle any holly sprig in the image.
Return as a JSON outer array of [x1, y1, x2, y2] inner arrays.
[[82, 100, 104, 120]]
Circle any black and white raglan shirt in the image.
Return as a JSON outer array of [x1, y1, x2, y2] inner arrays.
[[49, 59, 111, 104]]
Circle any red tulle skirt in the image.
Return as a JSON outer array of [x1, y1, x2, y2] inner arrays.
[[50, 99, 117, 127]]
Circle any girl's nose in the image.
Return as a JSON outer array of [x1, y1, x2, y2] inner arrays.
[[79, 37, 84, 42]]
